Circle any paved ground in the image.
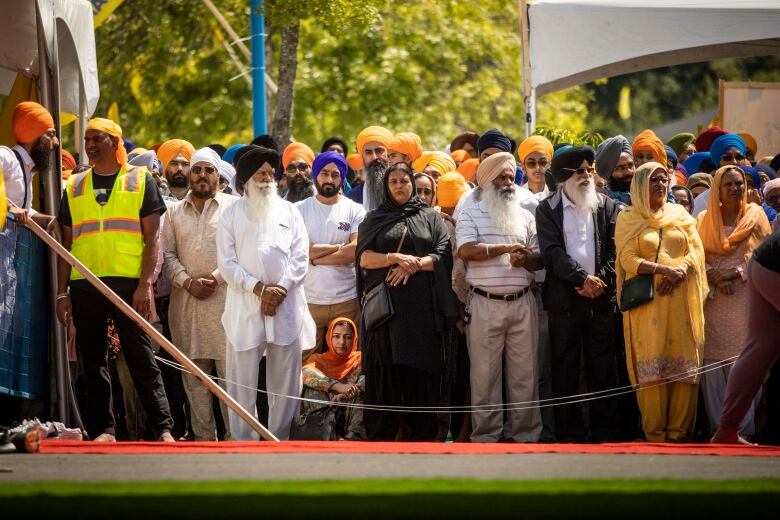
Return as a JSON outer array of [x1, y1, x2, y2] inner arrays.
[[1, 452, 779, 481]]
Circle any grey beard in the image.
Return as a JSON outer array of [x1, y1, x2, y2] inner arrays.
[[285, 182, 314, 203], [363, 159, 388, 212]]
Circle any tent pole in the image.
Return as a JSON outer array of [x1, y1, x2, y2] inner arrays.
[[519, 0, 534, 137]]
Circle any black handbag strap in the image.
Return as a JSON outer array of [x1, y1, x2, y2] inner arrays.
[[11, 148, 28, 209], [395, 225, 408, 254]]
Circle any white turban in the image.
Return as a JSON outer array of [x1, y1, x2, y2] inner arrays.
[[476, 152, 516, 188], [190, 147, 222, 170], [218, 159, 237, 193]]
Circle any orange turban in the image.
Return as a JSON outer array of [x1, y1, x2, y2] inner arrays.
[[388, 132, 423, 163], [61, 149, 77, 170], [738, 132, 757, 155], [157, 139, 195, 170], [12, 102, 54, 144], [457, 158, 479, 182], [632, 129, 666, 167], [86, 118, 128, 165], [347, 153, 363, 170], [356, 125, 393, 154], [282, 142, 315, 169], [412, 151, 456, 176], [450, 149, 470, 164], [436, 171, 469, 208], [518, 135, 554, 163]]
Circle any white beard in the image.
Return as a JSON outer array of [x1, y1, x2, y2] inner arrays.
[[563, 176, 599, 217], [245, 179, 278, 226], [482, 184, 523, 237]]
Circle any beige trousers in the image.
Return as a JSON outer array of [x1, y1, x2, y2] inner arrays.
[[182, 358, 231, 441], [306, 298, 360, 357], [466, 290, 541, 442]]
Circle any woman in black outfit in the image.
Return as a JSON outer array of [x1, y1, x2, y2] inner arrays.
[[356, 162, 459, 441]]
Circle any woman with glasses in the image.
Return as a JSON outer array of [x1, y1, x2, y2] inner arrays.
[[615, 162, 708, 442], [696, 165, 771, 440]]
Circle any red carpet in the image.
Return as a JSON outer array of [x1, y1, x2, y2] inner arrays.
[[39, 439, 780, 457]]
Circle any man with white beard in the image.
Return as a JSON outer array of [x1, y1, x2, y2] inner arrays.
[[456, 152, 544, 443], [217, 146, 315, 440], [535, 146, 622, 443]]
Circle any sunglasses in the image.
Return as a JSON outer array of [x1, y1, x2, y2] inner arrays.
[[721, 153, 746, 162], [524, 159, 549, 169], [191, 165, 217, 175], [562, 166, 595, 175], [286, 163, 311, 173]]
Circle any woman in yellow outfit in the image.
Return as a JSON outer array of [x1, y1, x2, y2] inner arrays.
[[615, 162, 708, 442]]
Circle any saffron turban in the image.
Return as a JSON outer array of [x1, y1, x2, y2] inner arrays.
[[667, 133, 696, 156], [312, 150, 348, 184], [86, 118, 128, 165], [450, 131, 479, 154], [683, 152, 713, 175], [347, 153, 363, 170], [190, 147, 222, 170], [450, 149, 470, 164], [476, 151, 515, 188], [282, 142, 315, 170], [61, 149, 77, 171], [236, 146, 280, 184], [436, 171, 469, 208], [157, 139, 195, 170], [356, 125, 393, 154], [695, 126, 727, 152], [551, 146, 595, 183], [517, 135, 554, 163], [412, 151, 456, 176], [12, 101, 54, 144], [477, 129, 511, 156], [388, 132, 423, 163], [738, 132, 757, 155], [709, 134, 746, 166], [632, 129, 666, 167], [457, 158, 479, 182], [595, 135, 631, 180]]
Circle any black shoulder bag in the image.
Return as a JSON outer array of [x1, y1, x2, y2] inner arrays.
[[619, 227, 663, 312], [289, 405, 337, 441], [361, 225, 408, 332]]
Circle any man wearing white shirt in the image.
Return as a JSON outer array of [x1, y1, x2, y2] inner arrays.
[[295, 151, 365, 356], [535, 146, 622, 443], [217, 146, 315, 440]]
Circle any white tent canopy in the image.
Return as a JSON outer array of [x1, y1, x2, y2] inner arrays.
[[522, 0, 780, 133]]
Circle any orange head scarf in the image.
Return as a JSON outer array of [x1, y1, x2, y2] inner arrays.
[[12, 101, 54, 144], [436, 171, 469, 208], [61, 149, 77, 170], [737, 132, 757, 155], [302, 317, 361, 382], [388, 132, 423, 163], [696, 165, 771, 263], [86, 118, 127, 165], [157, 139, 195, 170], [281, 142, 315, 170], [457, 157, 479, 182], [450, 149, 470, 164], [356, 125, 393, 155], [347, 153, 363, 170], [632, 129, 667, 167], [517, 135, 554, 163], [412, 151, 457, 177]]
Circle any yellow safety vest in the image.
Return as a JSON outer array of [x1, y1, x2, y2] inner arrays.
[[66, 165, 146, 280]]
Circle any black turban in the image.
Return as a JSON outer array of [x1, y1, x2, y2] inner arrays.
[[251, 134, 279, 152], [236, 146, 280, 184], [477, 128, 511, 156], [232, 144, 259, 169], [551, 145, 595, 183], [321, 136, 349, 155]]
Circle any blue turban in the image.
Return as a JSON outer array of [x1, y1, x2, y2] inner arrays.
[[740, 165, 762, 191], [683, 152, 712, 174], [312, 150, 348, 185], [665, 145, 678, 169], [477, 129, 512, 155], [554, 144, 573, 157], [755, 163, 776, 180], [709, 134, 746, 166], [223, 143, 247, 166]]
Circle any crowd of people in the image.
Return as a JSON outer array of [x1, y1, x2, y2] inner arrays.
[[2, 100, 780, 444]]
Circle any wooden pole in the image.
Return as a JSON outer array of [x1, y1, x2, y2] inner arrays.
[[16, 211, 279, 442]]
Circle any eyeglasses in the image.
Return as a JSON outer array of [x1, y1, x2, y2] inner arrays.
[[614, 162, 635, 172], [191, 165, 217, 175], [286, 163, 311, 173], [648, 175, 669, 185], [524, 159, 549, 169], [562, 166, 595, 175], [721, 153, 746, 163]]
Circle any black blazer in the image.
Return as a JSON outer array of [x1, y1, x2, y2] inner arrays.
[[535, 190, 619, 313]]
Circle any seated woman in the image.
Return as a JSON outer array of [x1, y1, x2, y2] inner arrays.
[[300, 317, 365, 440]]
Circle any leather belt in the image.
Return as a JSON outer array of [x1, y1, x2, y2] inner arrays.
[[472, 286, 530, 302]]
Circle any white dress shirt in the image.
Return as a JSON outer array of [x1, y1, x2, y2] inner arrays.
[[561, 189, 596, 276], [217, 197, 315, 351], [0, 144, 37, 214]]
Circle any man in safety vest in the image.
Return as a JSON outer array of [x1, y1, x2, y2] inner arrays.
[[55, 118, 174, 442]]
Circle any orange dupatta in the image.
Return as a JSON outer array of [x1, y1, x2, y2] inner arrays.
[[302, 317, 361, 382]]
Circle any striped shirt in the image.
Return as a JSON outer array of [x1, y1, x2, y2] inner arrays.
[[456, 198, 539, 293]]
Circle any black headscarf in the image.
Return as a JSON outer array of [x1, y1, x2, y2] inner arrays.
[[355, 163, 459, 328]]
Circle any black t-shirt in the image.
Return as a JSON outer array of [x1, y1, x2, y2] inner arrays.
[[58, 170, 167, 227], [753, 228, 780, 273]]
